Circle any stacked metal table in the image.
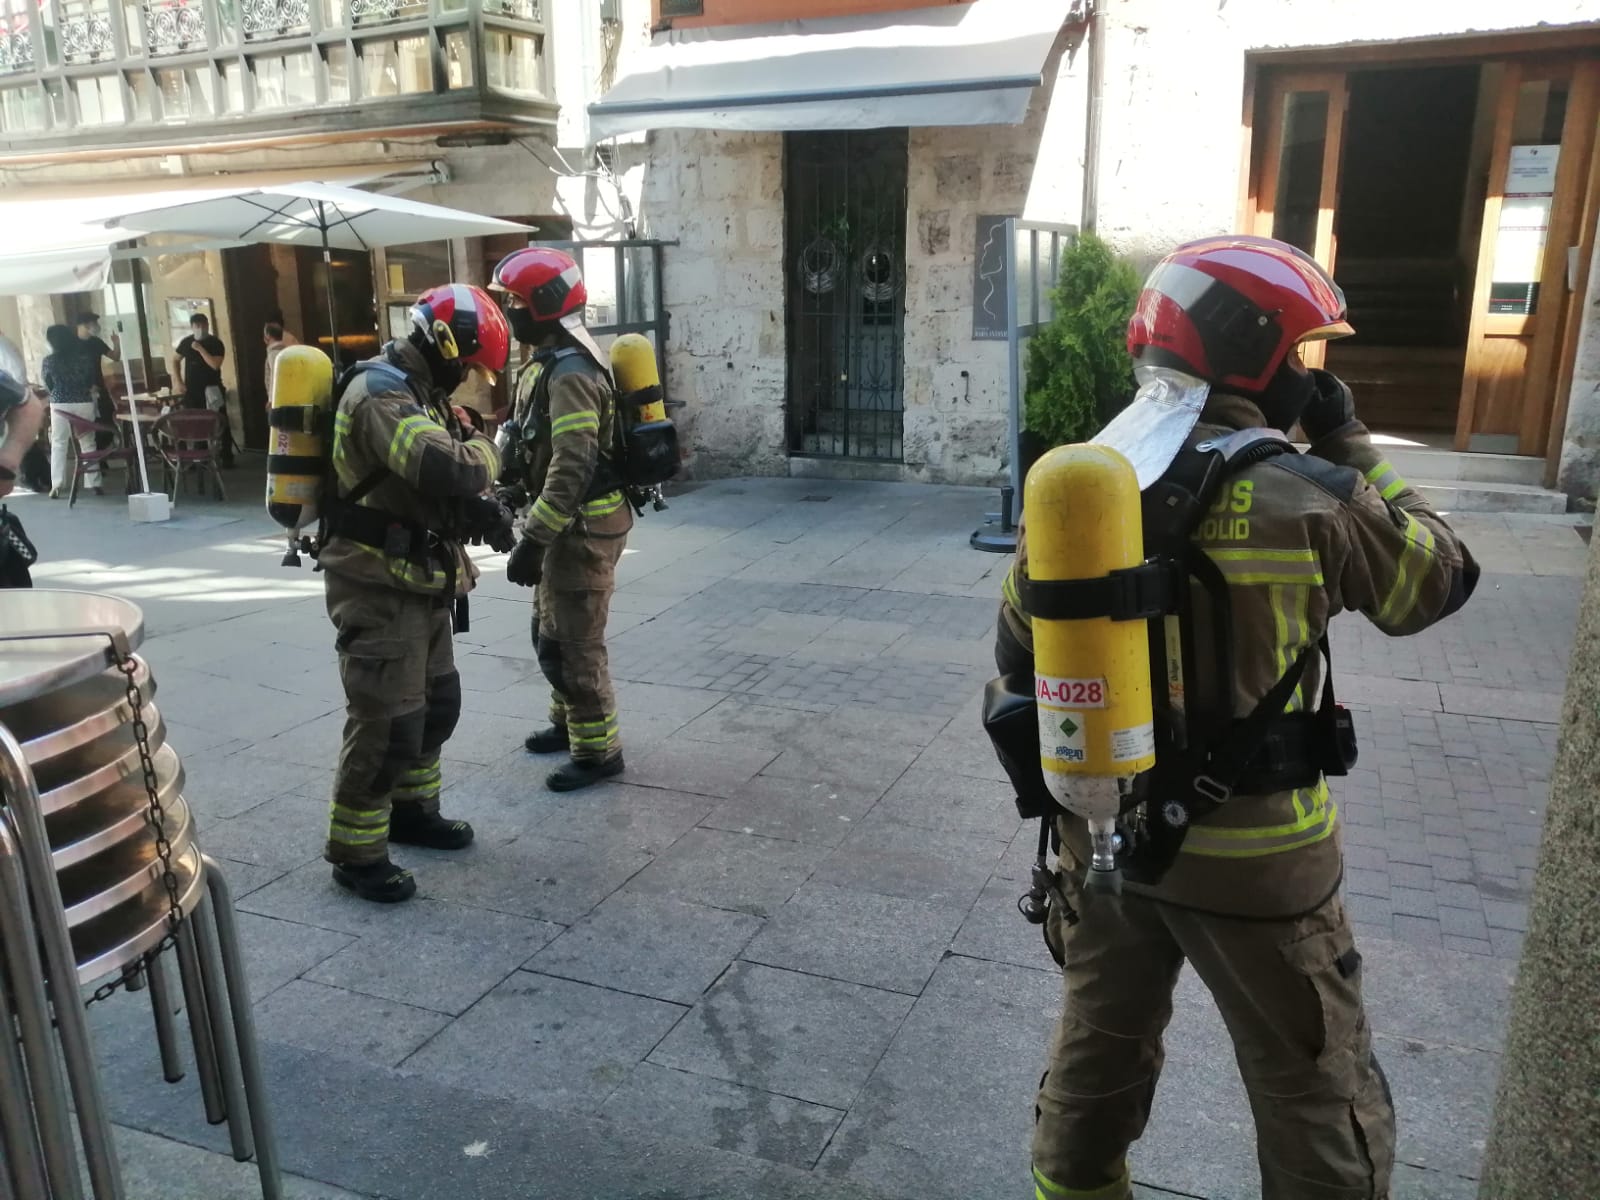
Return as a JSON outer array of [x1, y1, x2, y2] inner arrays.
[[0, 590, 281, 1199]]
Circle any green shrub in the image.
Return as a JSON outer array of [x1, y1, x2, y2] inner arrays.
[[1022, 232, 1142, 452]]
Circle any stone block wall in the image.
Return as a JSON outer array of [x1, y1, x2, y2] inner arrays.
[[639, 128, 789, 479]]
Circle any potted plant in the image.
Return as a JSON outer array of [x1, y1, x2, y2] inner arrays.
[[1021, 231, 1142, 480]]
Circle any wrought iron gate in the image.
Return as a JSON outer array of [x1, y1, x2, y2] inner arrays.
[[785, 129, 909, 461]]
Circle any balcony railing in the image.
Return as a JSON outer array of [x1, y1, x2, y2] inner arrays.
[[0, 0, 550, 146]]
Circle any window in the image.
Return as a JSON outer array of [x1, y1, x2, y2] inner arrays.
[[73, 74, 125, 125], [156, 66, 216, 119], [385, 241, 451, 298], [358, 35, 430, 97], [485, 30, 541, 94], [252, 50, 314, 108], [127, 68, 156, 120], [0, 84, 46, 132], [325, 43, 351, 101], [444, 29, 472, 89], [221, 60, 245, 111]]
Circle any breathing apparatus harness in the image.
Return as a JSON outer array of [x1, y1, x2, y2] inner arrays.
[[498, 344, 677, 519], [285, 354, 505, 630], [984, 429, 1358, 949]]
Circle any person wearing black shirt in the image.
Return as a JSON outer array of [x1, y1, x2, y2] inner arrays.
[[76, 312, 120, 450], [173, 313, 234, 468]]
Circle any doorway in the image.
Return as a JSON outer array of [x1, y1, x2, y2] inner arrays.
[[785, 128, 909, 462], [1327, 65, 1480, 440], [1248, 49, 1600, 461]]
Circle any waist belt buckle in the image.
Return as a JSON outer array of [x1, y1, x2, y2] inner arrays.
[[383, 523, 412, 559], [1192, 774, 1230, 805]]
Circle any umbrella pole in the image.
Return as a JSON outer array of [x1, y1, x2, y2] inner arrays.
[[320, 205, 339, 370], [118, 319, 169, 523]]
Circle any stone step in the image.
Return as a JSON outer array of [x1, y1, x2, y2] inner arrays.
[[1413, 479, 1567, 514], [1380, 447, 1544, 487]]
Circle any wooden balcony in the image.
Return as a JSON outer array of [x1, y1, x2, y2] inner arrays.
[[0, 0, 555, 155]]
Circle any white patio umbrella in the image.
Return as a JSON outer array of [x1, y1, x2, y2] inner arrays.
[[104, 181, 533, 360]]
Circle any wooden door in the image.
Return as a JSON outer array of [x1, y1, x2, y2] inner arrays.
[[1251, 70, 1349, 369], [1457, 59, 1600, 453]]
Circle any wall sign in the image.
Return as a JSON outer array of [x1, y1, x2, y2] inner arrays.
[[659, 0, 703, 15], [973, 215, 1012, 341], [1488, 144, 1560, 316]]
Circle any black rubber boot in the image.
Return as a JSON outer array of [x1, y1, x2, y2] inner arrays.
[[524, 724, 568, 754], [546, 756, 625, 793], [331, 860, 417, 904], [388, 811, 475, 850]]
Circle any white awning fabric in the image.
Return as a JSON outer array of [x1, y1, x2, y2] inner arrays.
[[0, 165, 463, 297], [588, 0, 1071, 139]]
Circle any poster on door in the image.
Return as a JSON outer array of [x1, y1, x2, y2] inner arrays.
[[1488, 144, 1560, 316]]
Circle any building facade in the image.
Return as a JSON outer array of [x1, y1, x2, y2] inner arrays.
[[607, 0, 1600, 503], [0, 0, 653, 446]]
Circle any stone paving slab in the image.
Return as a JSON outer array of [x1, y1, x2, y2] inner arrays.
[[9, 477, 1586, 1199], [648, 960, 914, 1109]]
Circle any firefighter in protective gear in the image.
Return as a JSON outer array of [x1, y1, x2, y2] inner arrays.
[[491, 247, 631, 792], [1002, 236, 1479, 1200], [320, 283, 511, 903]]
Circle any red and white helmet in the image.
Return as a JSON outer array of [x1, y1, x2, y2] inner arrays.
[[1126, 235, 1353, 395], [491, 247, 587, 320], [490, 246, 608, 365], [410, 284, 511, 375]]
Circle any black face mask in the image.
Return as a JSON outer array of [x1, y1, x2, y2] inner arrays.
[[507, 306, 540, 346], [1251, 358, 1316, 433]]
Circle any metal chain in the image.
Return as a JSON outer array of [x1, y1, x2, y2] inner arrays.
[[84, 642, 184, 1008]]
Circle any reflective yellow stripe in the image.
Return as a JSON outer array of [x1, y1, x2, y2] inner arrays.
[[1181, 784, 1338, 858], [531, 496, 571, 535], [1365, 460, 1408, 501], [1032, 1164, 1129, 1199], [1380, 513, 1435, 626], [1208, 548, 1324, 587], [1268, 582, 1312, 714], [583, 492, 626, 518], [551, 411, 599, 437], [329, 804, 386, 827], [329, 824, 388, 845], [343, 541, 445, 592], [1002, 563, 1026, 616], [389, 413, 437, 466]]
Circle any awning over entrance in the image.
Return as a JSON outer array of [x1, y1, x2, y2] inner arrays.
[[588, 0, 1072, 139]]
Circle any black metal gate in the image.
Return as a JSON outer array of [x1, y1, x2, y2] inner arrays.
[[784, 129, 909, 462]]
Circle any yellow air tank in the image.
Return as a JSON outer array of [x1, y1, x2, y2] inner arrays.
[[608, 333, 679, 489], [1026, 443, 1156, 889], [265, 345, 335, 566]]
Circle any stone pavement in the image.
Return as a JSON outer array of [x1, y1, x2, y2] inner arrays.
[[7, 470, 1587, 1200]]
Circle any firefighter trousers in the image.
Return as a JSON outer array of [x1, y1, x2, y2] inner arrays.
[[532, 528, 626, 763], [1032, 869, 1396, 1200], [324, 573, 462, 866]]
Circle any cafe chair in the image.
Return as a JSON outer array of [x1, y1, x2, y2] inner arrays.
[[150, 409, 228, 502], [57, 411, 136, 508]]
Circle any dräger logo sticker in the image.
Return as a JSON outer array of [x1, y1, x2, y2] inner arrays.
[[1039, 706, 1086, 763]]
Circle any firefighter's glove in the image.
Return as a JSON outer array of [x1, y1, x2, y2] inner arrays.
[[506, 536, 544, 588], [1302, 369, 1359, 443], [494, 483, 528, 512], [459, 494, 515, 550]]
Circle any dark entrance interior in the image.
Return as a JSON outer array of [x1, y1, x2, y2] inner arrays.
[[221, 243, 379, 450], [1325, 64, 1484, 436], [785, 128, 909, 462]]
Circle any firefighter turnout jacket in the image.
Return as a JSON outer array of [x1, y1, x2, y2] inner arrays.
[[1001, 393, 1479, 918], [318, 339, 501, 598], [518, 346, 634, 546]]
